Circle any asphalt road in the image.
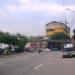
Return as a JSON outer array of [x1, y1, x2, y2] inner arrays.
[[0, 51, 75, 75]]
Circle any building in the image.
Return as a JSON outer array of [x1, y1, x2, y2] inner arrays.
[[46, 21, 70, 50], [46, 21, 70, 38], [25, 36, 47, 49]]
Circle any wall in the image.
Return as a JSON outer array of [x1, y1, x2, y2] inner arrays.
[[46, 21, 70, 38]]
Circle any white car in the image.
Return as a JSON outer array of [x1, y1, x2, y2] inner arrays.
[[63, 43, 74, 51], [41, 48, 50, 52]]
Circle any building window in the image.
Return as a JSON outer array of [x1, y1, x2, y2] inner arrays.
[[46, 29, 54, 32]]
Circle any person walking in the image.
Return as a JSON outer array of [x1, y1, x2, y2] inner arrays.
[[38, 48, 41, 54]]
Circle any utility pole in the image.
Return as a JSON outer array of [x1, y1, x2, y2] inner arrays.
[[64, 13, 68, 44], [73, 29, 75, 40]]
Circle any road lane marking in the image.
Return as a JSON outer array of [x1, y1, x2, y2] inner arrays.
[[34, 64, 43, 70]]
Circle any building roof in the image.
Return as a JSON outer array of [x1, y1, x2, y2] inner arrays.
[[46, 21, 67, 27]]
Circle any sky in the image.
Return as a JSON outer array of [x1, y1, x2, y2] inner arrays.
[[0, 0, 75, 36]]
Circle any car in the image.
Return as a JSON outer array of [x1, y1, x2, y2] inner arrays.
[[25, 48, 34, 52], [0, 48, 5, 55], [41, 48, 50, 52], [63, 51, 75, 58], [63, 43, 74, 52]]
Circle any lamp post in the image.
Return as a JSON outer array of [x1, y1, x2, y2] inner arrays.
[[63, 9, 68, 44], [73, 29, 75, 40], [66, 8, 75, 13]]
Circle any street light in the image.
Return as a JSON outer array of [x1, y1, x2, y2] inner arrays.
[[66, 8, 75, 13], [66, 8, 75, 40], [64, 8, 74, 43]]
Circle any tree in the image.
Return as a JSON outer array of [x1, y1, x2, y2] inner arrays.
[[16, 33, 28, 48], [15, 33, 28, 52], [0, 31, 4, 43], [0, 31, 28, 53]]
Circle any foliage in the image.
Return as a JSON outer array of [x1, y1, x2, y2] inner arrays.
[[0, 31, 29, 54], [0, 31, 28, 48], [0, 32, 18, 46], [16, 33, 28, 49]]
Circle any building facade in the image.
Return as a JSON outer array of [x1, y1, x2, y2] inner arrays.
[[25, 36, 47, 49], [46, 21, 70, 50], [46, 21, 70, 38]]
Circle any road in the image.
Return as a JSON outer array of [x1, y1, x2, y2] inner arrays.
[[0, 51, 75, 75]]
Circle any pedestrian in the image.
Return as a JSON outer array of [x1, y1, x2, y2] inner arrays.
[[38, 48, 41, 54]]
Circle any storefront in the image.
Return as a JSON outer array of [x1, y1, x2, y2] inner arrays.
[[47, 40, 63, 51]]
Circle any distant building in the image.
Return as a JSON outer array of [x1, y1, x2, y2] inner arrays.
[[46, 21, 70, 38], [46, 21, 70, 50], [26, 36, 47, 49]]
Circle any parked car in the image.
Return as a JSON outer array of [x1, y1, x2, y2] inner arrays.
[[0, 48, 5, 55], [41, 48, 50, 52], [15, 47, 24, 53], [63, 43, 74, 52], [63, 51, 75, 58], [25, 48, 34, 52]]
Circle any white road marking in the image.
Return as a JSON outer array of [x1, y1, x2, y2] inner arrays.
[[34, 64, 43, 70]]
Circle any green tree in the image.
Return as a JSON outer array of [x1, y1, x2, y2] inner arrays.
[[0, 31, 4, 43], [16, 33, 28, 48], [0, 31, 28, 53]]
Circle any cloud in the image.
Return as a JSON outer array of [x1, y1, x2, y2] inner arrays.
[[0, 9, 6, 18], [30, 4, 64, 14], [18, 0, 75, 15], [3, 0, 75, 15], [5, 5, 17, 12], [19, 0, 40, 5], [19, 0, 32, 4], [19, 0, 64, 13], [0, 25, 14, 33], [0, 23, 45, 36]]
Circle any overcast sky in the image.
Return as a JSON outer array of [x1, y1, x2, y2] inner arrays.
[[0, 0, 75, 36]]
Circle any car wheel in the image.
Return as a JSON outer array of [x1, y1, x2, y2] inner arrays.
[[63, 55, 68, 58]]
